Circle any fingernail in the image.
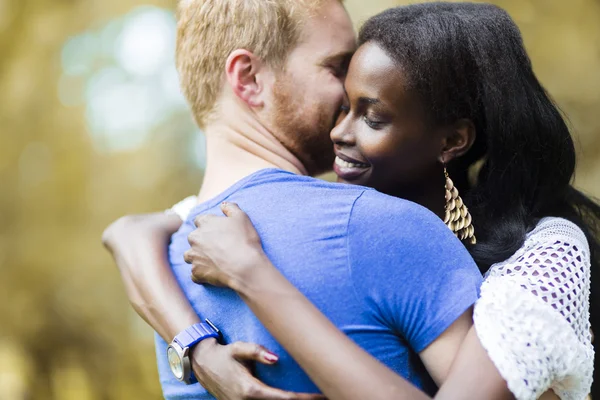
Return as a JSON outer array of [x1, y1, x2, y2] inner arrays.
[[263, 351, 279, 363]]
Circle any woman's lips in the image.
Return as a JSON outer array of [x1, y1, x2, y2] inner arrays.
[[333, 155, 370, 181]]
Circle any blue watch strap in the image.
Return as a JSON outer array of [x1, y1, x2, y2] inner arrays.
[[173, 320, 220, 349]]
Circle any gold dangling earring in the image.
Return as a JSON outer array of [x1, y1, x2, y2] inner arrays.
[[443, 166, 476, 244]]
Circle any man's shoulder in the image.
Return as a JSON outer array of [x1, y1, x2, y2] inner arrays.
[[212, 172, 375, 236], [243, 169, 369, 196], [349, 189, 443, 231], [229, 170, 373, 211], [185, 170, 368, 222], [347, 190, 471, 262]]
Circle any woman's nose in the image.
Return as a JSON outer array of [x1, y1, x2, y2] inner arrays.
[[330, 112, 355, 146]]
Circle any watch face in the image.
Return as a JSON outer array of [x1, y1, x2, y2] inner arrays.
[[167, 345, 184, 380]]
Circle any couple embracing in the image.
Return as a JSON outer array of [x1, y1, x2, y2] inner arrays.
[[103, 1, 599, 399]]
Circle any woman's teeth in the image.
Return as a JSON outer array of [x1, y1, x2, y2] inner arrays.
[[335, 156, 368, 169]]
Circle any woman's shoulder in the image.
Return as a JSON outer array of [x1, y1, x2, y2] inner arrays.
[[476, 216, 594, 399], [488, 217, 591, 276], [525, 216, 589, 250], [474, 217, 594, 399], [483, 215, 592, 344]]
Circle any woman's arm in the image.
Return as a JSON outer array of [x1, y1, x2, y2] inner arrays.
[[238, 266, 514, 400], [236, 255, 431, 400], [186, 203, 516, 400], [102, 212, 200, 341], [103, 210, 324, 400]]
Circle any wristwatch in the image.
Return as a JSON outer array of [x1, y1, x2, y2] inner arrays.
[[167, 319, 221, 384]]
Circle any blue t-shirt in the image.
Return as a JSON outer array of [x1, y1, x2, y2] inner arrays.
[[156, 169, 482, 399]]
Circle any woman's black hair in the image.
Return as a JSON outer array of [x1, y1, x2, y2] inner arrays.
[[360, 2, 600, 396]]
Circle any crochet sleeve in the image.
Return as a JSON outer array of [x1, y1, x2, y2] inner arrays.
[[473, 218, 594, 400], [165, 195, 198, 221]]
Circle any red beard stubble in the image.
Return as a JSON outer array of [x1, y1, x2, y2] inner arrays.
[[271, 74, 336, 176]]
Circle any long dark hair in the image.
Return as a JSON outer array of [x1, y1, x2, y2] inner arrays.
[[360, 2, 600, 396]]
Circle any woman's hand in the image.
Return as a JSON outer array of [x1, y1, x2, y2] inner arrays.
[[192, 339, 325, 400], [104, 209, 320, 400], [184, 202, 269, 291]]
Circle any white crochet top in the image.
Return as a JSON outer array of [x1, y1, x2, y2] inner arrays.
[[473, 217, 594, 400]]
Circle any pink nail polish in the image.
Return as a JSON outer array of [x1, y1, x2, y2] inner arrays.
[[264, 352, 279, 363]]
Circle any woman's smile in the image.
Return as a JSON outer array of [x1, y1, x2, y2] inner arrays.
[[333, 153, 370, 181]]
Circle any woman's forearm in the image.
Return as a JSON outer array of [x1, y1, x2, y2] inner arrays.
[[103, 213, 200, 341], [233, 256, 430, 400], [234, 259, 517, 400]]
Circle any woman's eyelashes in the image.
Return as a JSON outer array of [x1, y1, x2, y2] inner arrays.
[[338, 104, 387, 130], [361, 107, 388, 129], [363, 115, 385, 129]]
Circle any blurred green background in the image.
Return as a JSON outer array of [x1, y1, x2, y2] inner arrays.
[[1, 0, 599, 398]]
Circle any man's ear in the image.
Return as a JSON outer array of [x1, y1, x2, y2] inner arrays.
[[439, 119, 476, 164], [225, 49, 268, 108]]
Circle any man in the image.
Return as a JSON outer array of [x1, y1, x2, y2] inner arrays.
[[103, 1, 482, 399]]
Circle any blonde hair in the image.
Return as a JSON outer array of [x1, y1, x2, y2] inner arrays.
[[176, 0, 338, 127]]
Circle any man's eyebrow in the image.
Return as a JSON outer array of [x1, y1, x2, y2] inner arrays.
[[321, 51, 354, 65]]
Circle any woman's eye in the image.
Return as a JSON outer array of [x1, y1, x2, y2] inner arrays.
[[340, 104, 350, 114], [364, 116, 384, 129]]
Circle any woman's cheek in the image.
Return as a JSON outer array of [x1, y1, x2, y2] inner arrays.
[[364, 132, 402, 160]]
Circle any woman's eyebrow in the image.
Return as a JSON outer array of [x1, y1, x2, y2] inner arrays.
[[344, 87, 380, 106], [358, 97, 380, 105]]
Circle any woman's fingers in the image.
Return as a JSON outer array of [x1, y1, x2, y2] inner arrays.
[[242, 375, 327, 400], [220, 201, 242, 217], [245, 382, 327, 400], [221, 202, 254, 227], [184, 202, 265, 289], [190, 268, 226, 287], [190, 271, 205, 285], [183, 249, 193, 264], [193, 213, 223, 229], [229, 341, 280, 365]]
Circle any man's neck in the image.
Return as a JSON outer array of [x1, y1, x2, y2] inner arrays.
[[197, 112, 308, 203]]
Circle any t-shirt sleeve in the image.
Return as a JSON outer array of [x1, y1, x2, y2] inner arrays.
[[347, 190, 482, 353]]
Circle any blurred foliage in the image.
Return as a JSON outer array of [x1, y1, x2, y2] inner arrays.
[[0, 0, 598, 398]]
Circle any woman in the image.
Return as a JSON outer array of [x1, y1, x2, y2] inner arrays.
[[105, 3, 599, 399]]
